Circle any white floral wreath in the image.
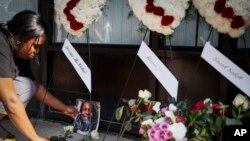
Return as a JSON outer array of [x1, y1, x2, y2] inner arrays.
[[193, 0, 250, 38], [54, 0, 106, 36], [128, 0, 190, 36]]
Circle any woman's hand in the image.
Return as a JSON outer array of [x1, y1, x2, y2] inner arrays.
[[33, 83, 78, 118], [63, 105, 78, 118]]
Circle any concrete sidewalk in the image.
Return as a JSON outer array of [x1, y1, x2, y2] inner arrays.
[[0, 118, 138, 141]]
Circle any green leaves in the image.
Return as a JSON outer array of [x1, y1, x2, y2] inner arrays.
[[115, 106, 124, 121], [124, 121, 132, 131], [136, 111, 154, 121], [226, 118, 242, 125]]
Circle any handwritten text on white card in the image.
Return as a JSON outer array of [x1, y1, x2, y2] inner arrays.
[[62, 39, 91, 92], [201, 42, 250, 97], [137, 41, 179, 100]]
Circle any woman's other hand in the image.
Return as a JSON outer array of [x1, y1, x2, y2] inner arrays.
[[63, 105, 78, 118]]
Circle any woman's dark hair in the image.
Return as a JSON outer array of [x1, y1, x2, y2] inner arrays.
[[0, 10, 47, 49]]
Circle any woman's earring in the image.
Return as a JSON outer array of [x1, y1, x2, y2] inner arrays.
[[16, 41, 21, 45]]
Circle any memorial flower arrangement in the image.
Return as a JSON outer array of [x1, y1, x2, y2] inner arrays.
[[115, 90, 250, 141], [128, 0, 190, 36], [193, 0, 250, 38], [54, 0, 106, 36], [49, 125, 99, 141]]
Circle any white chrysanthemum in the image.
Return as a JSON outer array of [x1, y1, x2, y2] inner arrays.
[[217, 19, 231, 33], [227, 0, 250, 17], [204, 3, 217, 18], [228, 30, 245, 39], [192, 0, 202, 9]]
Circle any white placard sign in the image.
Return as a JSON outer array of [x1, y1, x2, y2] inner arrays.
[[62, 39, 91, 92], [201, 42, 250, 97], [137, 41, 179, 99]]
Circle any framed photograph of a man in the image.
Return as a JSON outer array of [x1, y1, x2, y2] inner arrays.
[[73, 99, 100, 135]]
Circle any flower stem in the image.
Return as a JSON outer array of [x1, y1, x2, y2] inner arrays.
[[237, 107, 241, 119], [117, 99, 142, 141], [117, 116, 127, 141]]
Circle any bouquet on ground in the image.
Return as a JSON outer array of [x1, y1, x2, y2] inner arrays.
[[49, 125, 99, 141], [115, 90, 250, 141], [188, 93, 250, 141], [115, 89, 189, 141]]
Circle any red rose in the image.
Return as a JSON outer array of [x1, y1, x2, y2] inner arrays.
[[176, 115, 185, 123], [66, 14, 75, 21], [146, 103, 153, 110], [70, 20, 84, 31], [145, 3, 155, 13], [219, 109, 227, 116], [153, 6, 164, 16], [128, 103, 140, 112], [231, 16, 245, 29], [192, 100, 205, 112], [63, 7, 70, 15], [221, 7, 234, 19], [161, 15, 174, 26], [66, 1, 77, 9], [211, 103, 220, 109], [63, 0, 84, 31], [214, 108, 227, 116], [147, 0, 154, 4], [214, 0, 226, 14]]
